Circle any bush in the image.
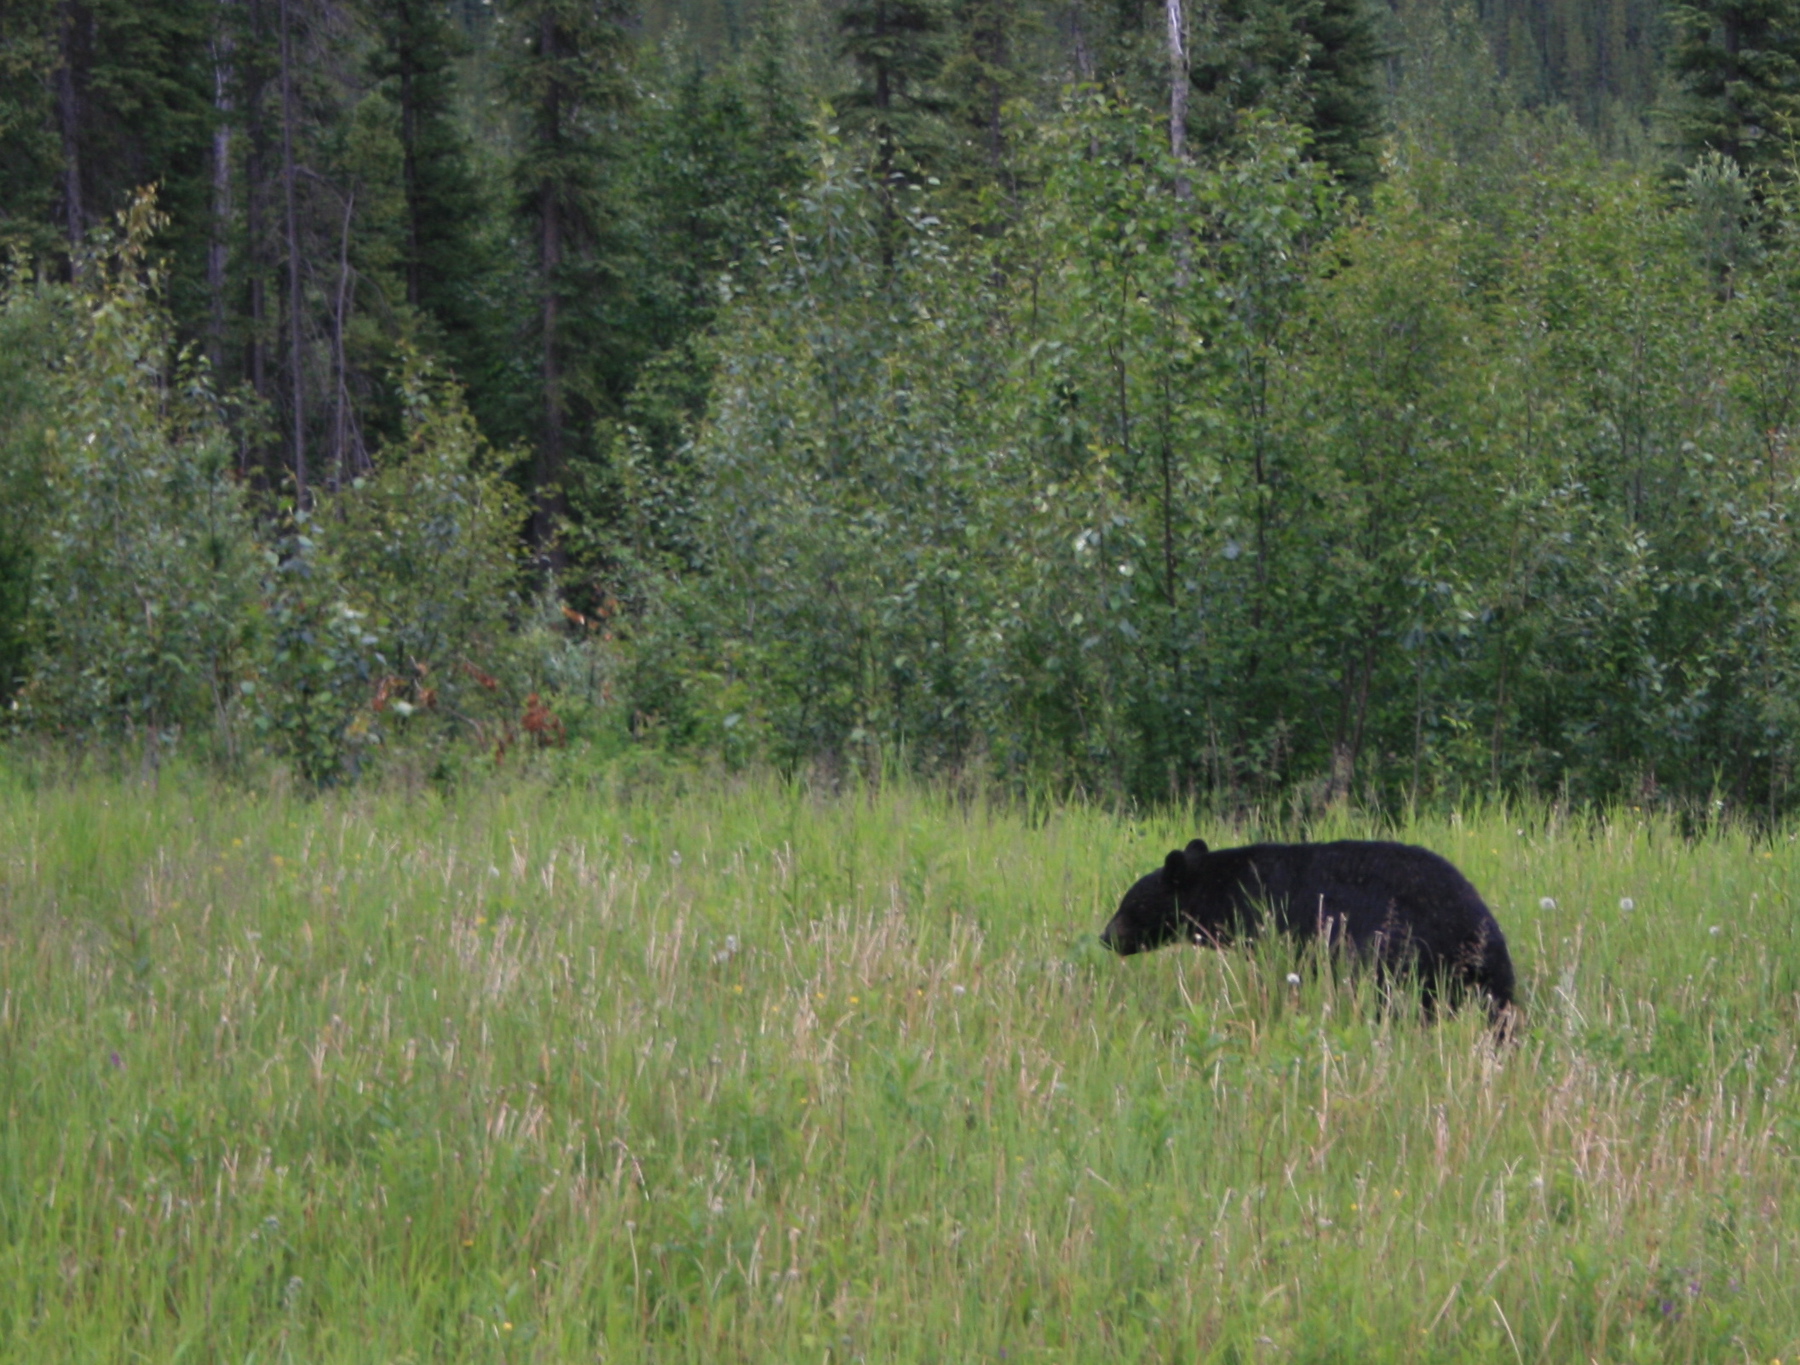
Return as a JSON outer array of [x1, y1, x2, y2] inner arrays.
[[13, 199, 261, 762], [259, 353, 532, 782], [0, 267, 63, 705]]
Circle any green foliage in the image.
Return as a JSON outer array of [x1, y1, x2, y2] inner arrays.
[[16, 201, 261, 757], [261, 352, 530, 783], [365, 0, 482, 322], [559, 29, 810, 605], [1191, 0, 1385, 189], [0, 271, 62, 703], [636, 125, 1005, 768], [637, 85, 1800, 815], [255, 535, 385, 786], [1474, 0, 1664, 140], [1666, 0, 1800, 174], [837, 0, 953, 171], [327, 355, 529, 714], [0, 0, 216, 310], [17, 0, 1800, 818], [0, 0, 60, 263], [2, 200, 542, 785]]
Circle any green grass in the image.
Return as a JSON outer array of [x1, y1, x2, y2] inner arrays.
[[2, 765, 1799, 1362]]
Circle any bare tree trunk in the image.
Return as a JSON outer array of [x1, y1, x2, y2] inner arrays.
[[1166, 0, 1187, 163], [208, 0, 235, 375], [55, 0, 85, 269], [1166, 0, 1190, 285], [1069, 0, 1093, 83], [279, 0, 306, 505]]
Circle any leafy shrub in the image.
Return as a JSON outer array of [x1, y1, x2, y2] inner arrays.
[[14, 199, 260, 761], [259, 353, 531, 782], [0, 268, 63, 705]]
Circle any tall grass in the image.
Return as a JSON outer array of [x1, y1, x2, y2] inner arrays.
[[1, 765, 1797, 1361]]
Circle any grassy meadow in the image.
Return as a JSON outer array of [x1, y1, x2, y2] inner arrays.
[[1, 765, 1798, 1362]]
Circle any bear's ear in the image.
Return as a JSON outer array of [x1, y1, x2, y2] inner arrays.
[[1185, 838, 1209, 859], [1163, 848, 1189, 888]]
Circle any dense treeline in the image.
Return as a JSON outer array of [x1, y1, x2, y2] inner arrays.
[[4, 0, 1800, 812]]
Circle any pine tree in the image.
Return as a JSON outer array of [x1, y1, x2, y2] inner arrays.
[[613, 34, 808, 458], [1476, 0, 1666, 135], [837, 0, 952, 195], [500, 0, 630, 553], [366, 0, 480, 322], [942, 0, 1019, 200], [1188, 0, 1382, 189], [0, 0, 62, 263], [0, 0, 215, 294], [1300, 0, 1382, 189], [1667, 0, 1800, 173]]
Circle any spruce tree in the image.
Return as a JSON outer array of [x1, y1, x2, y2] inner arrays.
[[1188, 0, 1382, 190], [0, 0, 61, 263], [1, 0, 215, 298], [364, 0, 513, 456], [500, 0, 630, 552], [366, 0, 480, 322], [838, 0, 952, 192], [1667, 0, 1800, 173], [942, 0, 1019, 201]]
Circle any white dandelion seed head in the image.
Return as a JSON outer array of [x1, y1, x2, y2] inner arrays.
[[1539, 897, 1557, 911], [1619, 897, 1635, 912]]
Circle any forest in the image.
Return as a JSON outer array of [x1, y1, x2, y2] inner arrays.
[[2, 0, 1798, 814]]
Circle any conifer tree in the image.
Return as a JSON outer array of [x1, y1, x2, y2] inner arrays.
[[942, 0, 1019, 200], [0, 0, 61, 263], [1189, 0, 1382, 189], [366, 0, 481, 322], [1667, 0, 1800, 173], [838, 0, 952, 196], [501, 0, 630, 552], [0, 0, 215, 293]]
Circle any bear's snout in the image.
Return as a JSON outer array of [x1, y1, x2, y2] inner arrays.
[[1099, 911, 1138, 955]]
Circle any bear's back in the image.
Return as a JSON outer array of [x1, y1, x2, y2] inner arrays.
[[1207, 839, 1496, 945]]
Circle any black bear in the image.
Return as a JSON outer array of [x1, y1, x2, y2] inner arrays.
[[1100, 839, 1515, 1017]]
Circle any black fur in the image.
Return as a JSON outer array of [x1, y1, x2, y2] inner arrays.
[[1100, 839, 1515, 1016]]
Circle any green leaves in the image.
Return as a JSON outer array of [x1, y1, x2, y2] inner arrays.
[[259, 349, 530, 783], [635, 88, 1800, 816], [16, 200, 261, 757]]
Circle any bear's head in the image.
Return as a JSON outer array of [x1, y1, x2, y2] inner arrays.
[[1100, 839, 1210, 955]]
